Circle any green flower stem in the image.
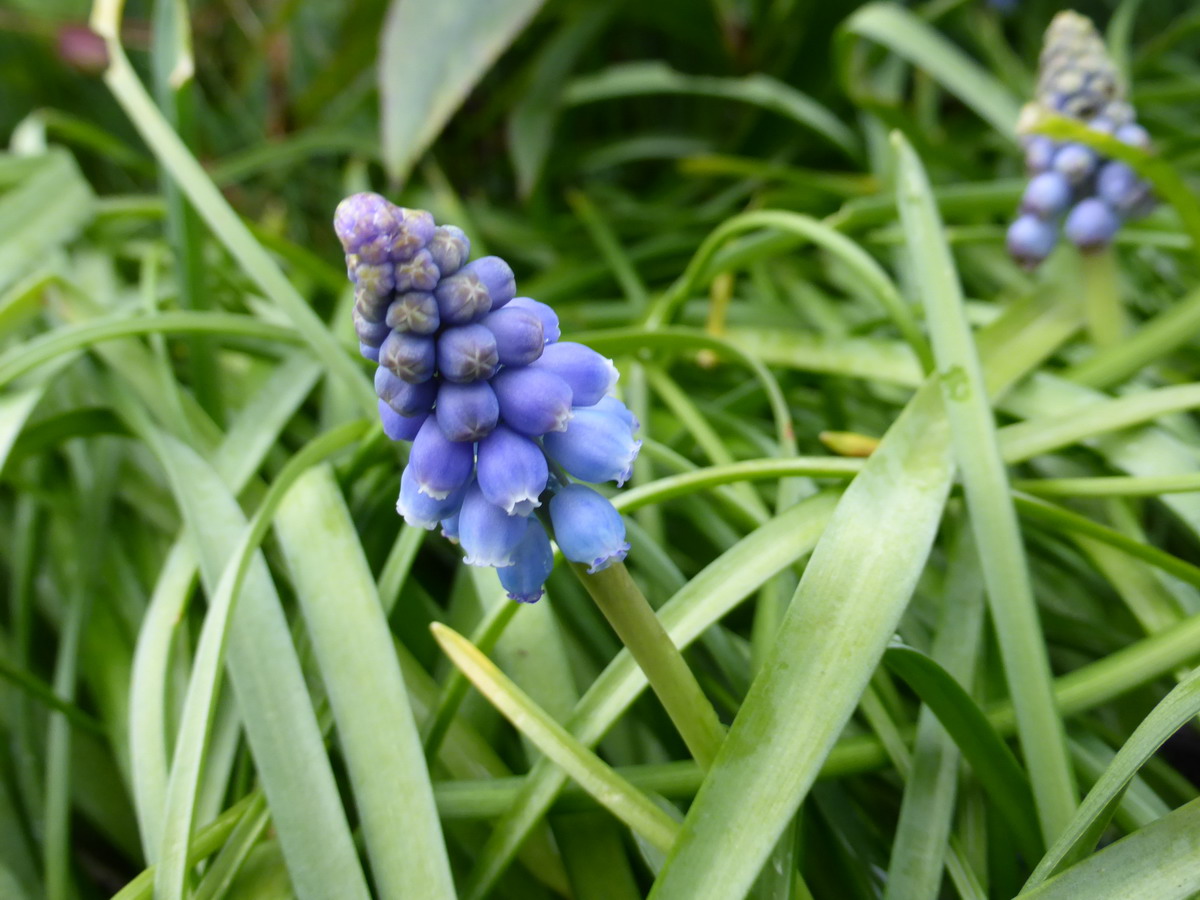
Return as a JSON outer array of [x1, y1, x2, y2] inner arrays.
[[1080, 248, 1126, 350], [569, 561, 725, 770]]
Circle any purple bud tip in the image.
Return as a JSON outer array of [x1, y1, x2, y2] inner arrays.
[[389, 208, 437, 262], [354, 307, 391, 347], [437, 324, 500, 384], [379, 331, 437, 384], [354, 287, 389, 324], [352, 262, 395, 299], [427, 225, 471, 276], [436, 380, 500, 443], [461, 257, 517, 310], [394, 248, 441, 293], [333, 193, 400, 264], [386, 291, 441, 335], [434, 271, 492, 326]]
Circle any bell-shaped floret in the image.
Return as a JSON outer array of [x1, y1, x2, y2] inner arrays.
[[458, 482, 529, 567], [1020, 171, 1072, 220], [531, 342, 617, 407], [482, 307, 544, 367], [396, 466, 469, 530], [491, 367, 573, 436], [1006, 215, 1058, 269], [497, 518, 554, 604], [375, 367, 436, 417], [1114, 122, 1150, 150], [409, 416, 476, 499], [1052, 143, 1097, 185], [378, 400, 426, 442], [1023, 136, 1056, 175], [543, 400, 641, 487], [476, 426, 548, 516], [506, 297, 559, 344], [548, 484, 629, 574], [1096, 161, 1153, 218], [436, 380, 499, 442]]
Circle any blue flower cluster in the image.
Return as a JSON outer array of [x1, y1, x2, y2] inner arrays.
[[334, 193, 640, 603], [1007, 11, 1154, 268]]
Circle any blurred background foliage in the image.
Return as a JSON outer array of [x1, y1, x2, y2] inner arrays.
[[4, 0, 1200, 898]]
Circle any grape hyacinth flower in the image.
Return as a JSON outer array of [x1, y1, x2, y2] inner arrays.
[[333, 193, 640, 603], [1006, 11, 1156, 269]]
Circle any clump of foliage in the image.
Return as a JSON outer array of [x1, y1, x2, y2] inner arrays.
[[3, 1, 1200, 899]]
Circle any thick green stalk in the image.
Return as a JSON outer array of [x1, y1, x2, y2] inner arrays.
[[570, 561, 725, 770], [1080, 249, 1126, 350]]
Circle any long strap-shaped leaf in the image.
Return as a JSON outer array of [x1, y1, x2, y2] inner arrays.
[[883, 646, 1039, 863], [893, 132, 1077, 843], [1018, 796, 1200, 900], [837, 3, 1022, 140], [125, 413, 370, 900], [647, 380, 953, 900], [275, 466, 455, 900], [1024, 665, 1200, 889]]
